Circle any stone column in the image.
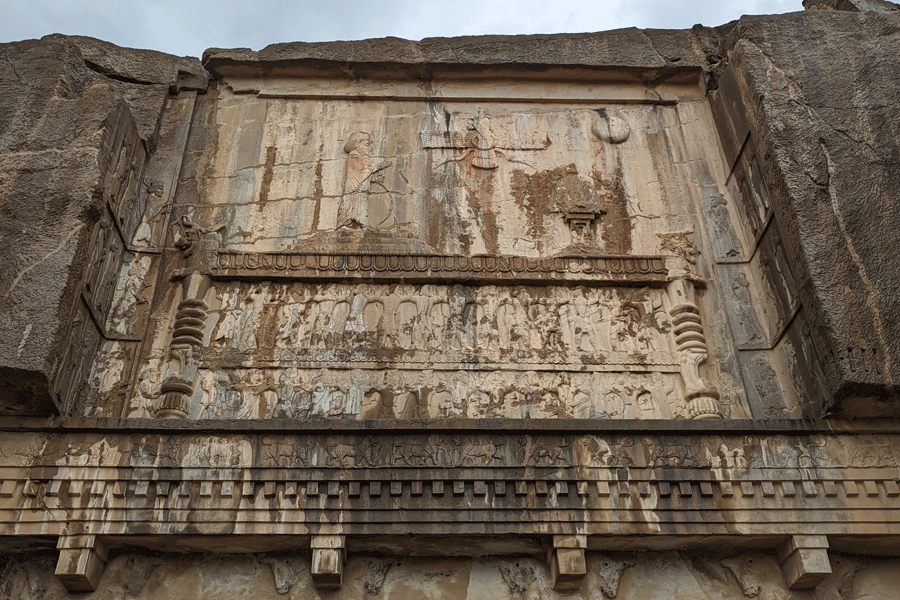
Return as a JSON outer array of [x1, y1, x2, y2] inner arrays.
[[156, 271, 212, 418], [667, 278, 721, 419]]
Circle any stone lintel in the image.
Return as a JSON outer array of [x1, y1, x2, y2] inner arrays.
[[777, 535, 831, 590], [54, 535, 109, 592]]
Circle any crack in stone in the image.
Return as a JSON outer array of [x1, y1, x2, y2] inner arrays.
[[2, 224, 84, 299], [822, 141, 893, 386], [0, 48, 24, 85]]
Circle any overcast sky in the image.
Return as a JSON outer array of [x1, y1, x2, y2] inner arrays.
[[4, 0, 802, 58]]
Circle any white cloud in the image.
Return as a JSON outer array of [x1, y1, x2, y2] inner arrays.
[[0, 0, 802, 58]]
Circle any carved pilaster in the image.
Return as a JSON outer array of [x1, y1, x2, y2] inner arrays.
[[667, 278, 721, 419], [156, 271, 211, 419]]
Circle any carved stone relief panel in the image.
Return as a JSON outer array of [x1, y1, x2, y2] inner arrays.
[[105, 253, 156, 337], [197, 97, 714, 258], [726, 141, 773, 246], [51, 300, 102, 414], [702, 190, 750, 262], [738, 309, 828, 420], [81, 215, 127, 326], [1, 550, 889, 600], [203, 281, 677, 368], [718, 263, 776, 349], [102, 113, 147, 243], [184, 367, 683, 421], [17, 428, 900, 472], [756, 222, 800, 326], [78, 340, 137, 417], [131, 93, 198, 249]]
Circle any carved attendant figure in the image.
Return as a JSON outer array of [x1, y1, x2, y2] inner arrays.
[[336, 131, 391, 229]]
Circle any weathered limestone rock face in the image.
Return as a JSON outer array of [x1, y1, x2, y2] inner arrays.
[[0, 35, 206, 415], [710, 9, 900, 416], [2, 3, 900, 598], [0, 549, 890, 599]]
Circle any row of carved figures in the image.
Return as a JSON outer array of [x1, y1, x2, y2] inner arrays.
[[134, 368, 682, 420], [152, 274, 720, 420], [209, 282, 672, 356]]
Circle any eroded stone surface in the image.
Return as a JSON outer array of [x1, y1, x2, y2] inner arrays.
[[0, 549, 888, 600], [2, 9, 900, 598], [711, 10, 900, 416]]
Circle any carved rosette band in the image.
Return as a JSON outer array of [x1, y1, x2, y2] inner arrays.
[[204, 251, 670, 284], [157, 272, 212, 419], [667, 278, 721, 419]]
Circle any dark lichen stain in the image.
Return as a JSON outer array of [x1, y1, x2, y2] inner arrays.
[[258, 145, 276, 206], [592, 164, 631, 254], [310, 138, 324, 231], [511, 163, 626, 254], [467, 169, 499, 254]]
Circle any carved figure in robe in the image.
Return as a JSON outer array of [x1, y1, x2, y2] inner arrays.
[[336, 131, 392, 229], [205, 372, 238, 418], [622, 288, 664, 352], [571, 388, 594, 419], [271, 288, 306, 349], [732, 272, 765, 343], [447, 285, 473, 351], [343, 284, 369, 343], [635, 389, 657, 418], [599, 390, 626, 419], [358, 286, 385, 344], [132, 180, 166, 247], [270, 370, 300, 419], [596, 289, 621, 351], [566, 287, 598, 353], [233, 370, 263, 419], [709, 194, 742, 258], [131, 366, 162, 417], [497, 288, 531, 350], [311, 382, 332, 417], [393, 284, 421, 350], [109, 259, 147, 334], [393, 389, 419, 419], [425, 293, 451, 351], [360, 389, 386, 419], [428, 387, 465, 418], [502, 390, 527, 418], [234, 284, 271, 352], [307, 288, 335, 349], [328, 287, 352, 346]]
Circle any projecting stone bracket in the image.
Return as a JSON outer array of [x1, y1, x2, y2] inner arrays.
[[777, 535, 832, 590], [547, 534, 587, 591], [55, 535, 109, 593], [311, 534, 346, 590]]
